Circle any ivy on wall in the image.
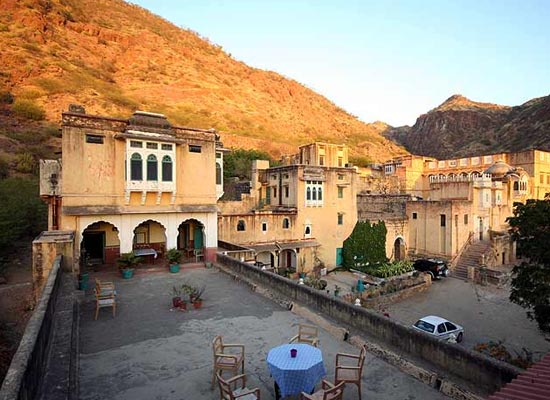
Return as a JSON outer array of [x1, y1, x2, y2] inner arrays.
[[342, 220, 387, 270]]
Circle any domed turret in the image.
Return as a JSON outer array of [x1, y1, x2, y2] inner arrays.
[[484, 160, 514, 180]]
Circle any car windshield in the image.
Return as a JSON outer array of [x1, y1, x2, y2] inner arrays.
[[414, 320, 435, 333]]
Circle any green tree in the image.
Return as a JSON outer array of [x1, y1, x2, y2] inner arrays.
[[0, 178, 47, 266], [223, 148, 276, 181], [507, 196, 550, 333], [342, 220, 388, 270]]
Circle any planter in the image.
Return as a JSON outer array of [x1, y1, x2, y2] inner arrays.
[[169, 264, 180, 273], [172, 296, 182, 308], [192, 300, 203, 309], [121, 268, 134, 279]]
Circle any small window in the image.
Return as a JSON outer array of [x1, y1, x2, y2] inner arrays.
[[540, 174, 544, 184], [306, 187, 311, 200], [271, 175, 277, 180], [216, 152, 222, 158], [162, 155, 172, 182], [130, 140, 142, 148], [338, 157, 343, 167], [146, 142, 158, 149], [319, 155, 325, 166], [86, 134, 104, 144], [261, 222, 267, 232], [318, 187, 323, 201], [189, 145, 202, 153], [273, 187, 277, 198], [338, 187, 344, 198], [440, 214, 446, 227], [161, 143, 173, 151], [337, 213, 343, 225], [338, 174, 344, 180], [283, 218, 290, 229], [284, 174, 289, 179], [464, 214, 468, 225], [130, 153, 142, 180], [237, 220, 245, 231], [305, 226, 311, 235], [147, 154, 158, 181], [284, 186, 289, 198], [216, 163, 222, 185], [312, 187, 317, 201], [513, 181, 519, 190], [412, 212, 417, 220]]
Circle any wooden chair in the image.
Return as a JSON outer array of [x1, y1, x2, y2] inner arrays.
[[95, 278, 116, 296], [334, 346, 366, 400], [217, 372, 260, 400], [289, 323, 319, 347], [194, 248, 204, 262], [300, 380, 345, 400], [94, 284, 116, 320], [212, 335, 245, 389]]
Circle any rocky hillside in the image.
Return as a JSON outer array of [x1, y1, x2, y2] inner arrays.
[[384, 94, 550, 159], [0, 0, 406, 168]]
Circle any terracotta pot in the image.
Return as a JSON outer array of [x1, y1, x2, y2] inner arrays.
[[172, 297, 182, 308], [192, 300, 202, 309]]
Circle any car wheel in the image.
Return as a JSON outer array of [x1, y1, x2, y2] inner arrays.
[[457, 332, 463, 343], [427, 271, 435, 281]]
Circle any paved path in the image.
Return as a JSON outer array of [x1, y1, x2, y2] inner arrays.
[[386, 276, 550, 358], [79, 268, 449, 400]]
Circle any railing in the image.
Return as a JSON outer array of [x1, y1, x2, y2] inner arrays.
[[450, 231, 474, 270]]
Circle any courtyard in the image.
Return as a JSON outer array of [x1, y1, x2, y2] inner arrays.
[[79, 267, 450, 400]]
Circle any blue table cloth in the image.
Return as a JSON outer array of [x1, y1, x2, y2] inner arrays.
[[267, 343, 326, 397], [134, 248, 158, 258]]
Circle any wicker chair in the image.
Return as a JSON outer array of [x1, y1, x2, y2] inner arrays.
[[217, 373, 260, 400], [289, 323, 319, 347], [212, 335, 245, 388], [300, 380, 345, 400], [334, 346, 366, 400]]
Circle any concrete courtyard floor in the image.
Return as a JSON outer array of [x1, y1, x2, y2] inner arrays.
[[79, 267, 450, 400]]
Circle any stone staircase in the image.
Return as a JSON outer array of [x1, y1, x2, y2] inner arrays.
[[452, 240, 492, 280]]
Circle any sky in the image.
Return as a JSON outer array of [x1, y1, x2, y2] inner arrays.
[[132, 0, 550, 127]]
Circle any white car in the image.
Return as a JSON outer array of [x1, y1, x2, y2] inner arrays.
[[412, 315, 464, 343]]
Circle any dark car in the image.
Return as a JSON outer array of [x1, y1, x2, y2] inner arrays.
[[413, 258, 449, 280]]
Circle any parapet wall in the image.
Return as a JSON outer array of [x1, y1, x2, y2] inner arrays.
[[217, 253, 521, 396]]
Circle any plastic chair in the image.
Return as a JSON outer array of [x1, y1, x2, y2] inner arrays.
[[212, 335, 245, 389], [300, 380, 345, 400], [334, 346, 366, 400], [217, 372, 260, 400], [289, 323, 319, 347]]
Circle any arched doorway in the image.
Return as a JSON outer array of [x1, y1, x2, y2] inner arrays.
[[393, 237, 405, 261], [280, 249, 297, 270], [177, 219, 205, 260], [81, 221, 120, 266], [133, 220, 167, 260]]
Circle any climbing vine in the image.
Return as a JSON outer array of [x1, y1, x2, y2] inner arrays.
[[342, 220, 387, 270]]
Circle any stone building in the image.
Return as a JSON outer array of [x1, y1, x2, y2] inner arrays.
[[218, 143, 358, 273], [40, 106, 223, 269]]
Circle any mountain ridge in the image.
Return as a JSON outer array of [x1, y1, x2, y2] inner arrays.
[[0, 0, 405, 164]]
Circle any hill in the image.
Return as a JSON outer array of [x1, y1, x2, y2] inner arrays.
[[0, 0, 406, 171], [384, 94, 550, 159]]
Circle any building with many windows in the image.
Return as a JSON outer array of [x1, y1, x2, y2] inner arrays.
[[218, 143, 357, 273], [40, 106, 223, 268]]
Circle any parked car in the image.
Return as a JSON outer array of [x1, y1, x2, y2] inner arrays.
[[413, 315, 464, 343], [413, 258, 449, 280]]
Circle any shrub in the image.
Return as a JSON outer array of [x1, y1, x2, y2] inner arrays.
[[15, 152, 37, 174], [12, 99, 46, 121], [0, 91, 14, 104]]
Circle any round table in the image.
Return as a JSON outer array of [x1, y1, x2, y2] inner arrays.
[[266, 343, 326, 398]]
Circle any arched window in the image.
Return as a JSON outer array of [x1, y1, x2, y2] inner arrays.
[[306, 187, 311, 200], [130, 153, 142, 180], [318, 187, 323, 201], [282, 218, 290, 229], [305, 226, 311, 235], [216, 162, 222, 185], [237, 220, 246, 231], [147, 155, 158, 181], [162, 155, 172, 182], [312, 187, 317, 201], [513, 181, 519, 190]]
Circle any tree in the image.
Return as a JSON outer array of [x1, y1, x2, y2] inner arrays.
[[223, 148, 276, 181], [507, 196, 550, 334]]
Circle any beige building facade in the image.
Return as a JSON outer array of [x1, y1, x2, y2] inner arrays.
[[218, 143, 358, 273], [40, 106, 223, 269]]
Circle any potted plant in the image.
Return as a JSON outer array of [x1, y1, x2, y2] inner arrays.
[[166, 248, 183, 273], [171, 285, 186, 310], [117, 252, 141, 279], [181, 281, 205, 309]]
